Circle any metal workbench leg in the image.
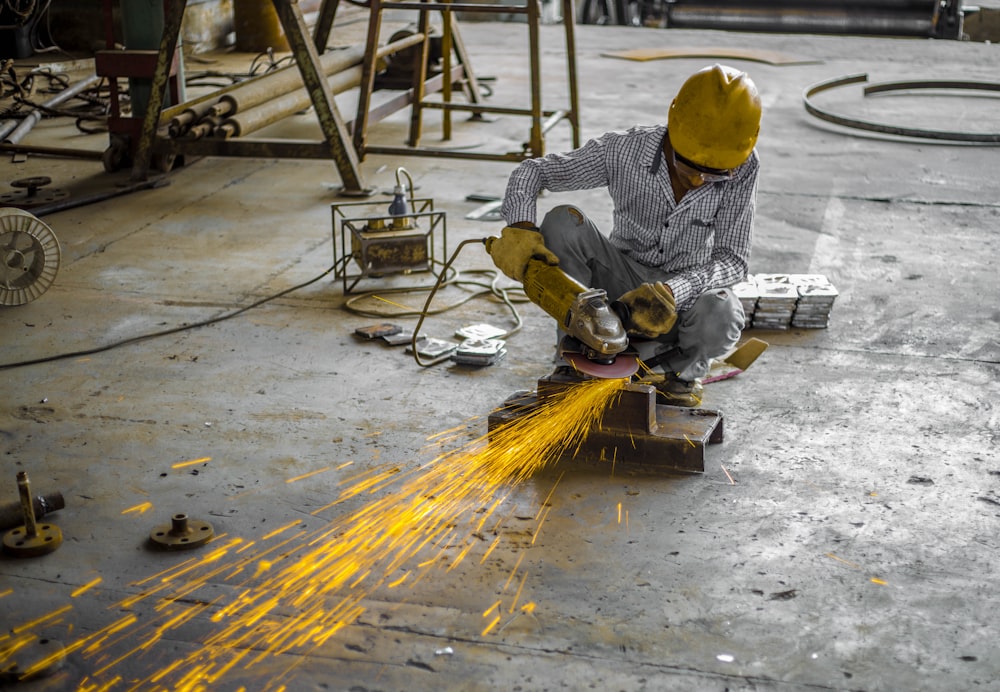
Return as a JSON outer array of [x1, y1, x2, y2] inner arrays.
[[129, 0, 186, 182], [407, 2, 432, 147], [314, 0, 340, 52], [527, 0, 543, 157], [354, 0, 384, 155], [272, 0, 369, 194], [562, 0, 580, 148]]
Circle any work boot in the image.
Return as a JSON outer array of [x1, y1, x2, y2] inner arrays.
[[635, 372, 703, 407], [655, 374, 703, 408]]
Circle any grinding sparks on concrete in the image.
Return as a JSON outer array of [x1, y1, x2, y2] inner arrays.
[[8, 377, 626, 689]]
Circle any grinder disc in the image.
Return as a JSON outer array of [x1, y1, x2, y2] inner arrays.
[[564, 352, 639, 379], [0, 207, 60, 306]]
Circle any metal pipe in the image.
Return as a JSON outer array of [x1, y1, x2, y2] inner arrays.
[[210, 44, 367, 118], [667, 8, 935, 36], [4, 74, 102, 144], [217, 65, 363, 138], [0, 119, 18, 140], [0, 490, 64, 531]]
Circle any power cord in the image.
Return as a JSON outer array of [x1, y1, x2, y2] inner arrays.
[[0, 260, 346, 371], [339, 237, 528, 368]]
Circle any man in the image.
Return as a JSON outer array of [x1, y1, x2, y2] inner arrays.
[[488, 64, 761, 407]]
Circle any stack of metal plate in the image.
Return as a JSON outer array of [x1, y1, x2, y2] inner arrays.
[[790, 274, 839, 328], [752, 274, 799, 330], [731, 276, 760, 326]]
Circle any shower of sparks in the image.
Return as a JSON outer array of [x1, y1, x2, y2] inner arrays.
[[10, 377, 626, 690], [121, 502, 153, 515]]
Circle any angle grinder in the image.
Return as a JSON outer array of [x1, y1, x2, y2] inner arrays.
[[484, 237, 638, 379]]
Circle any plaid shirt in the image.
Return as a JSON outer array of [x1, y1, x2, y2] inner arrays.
[[501, 124, 759, 311]]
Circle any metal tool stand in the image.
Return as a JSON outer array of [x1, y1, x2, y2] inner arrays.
[[350, 0, 581, 161], [488, 372, 724, 474]]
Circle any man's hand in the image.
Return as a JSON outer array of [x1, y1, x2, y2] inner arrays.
[[485, 225, 559, 282], [616, 282, 677, 338]]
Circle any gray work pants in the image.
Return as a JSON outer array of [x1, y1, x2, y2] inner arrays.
[[538, 204, 744, 381]]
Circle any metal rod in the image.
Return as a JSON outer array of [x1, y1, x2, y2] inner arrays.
[[562, 0, 580, 149], [363, 144, 530, 161], [379, 2, 530, 12], [528, 0, 543, 157], [0, 143, 105, 159], [16, 472, 38, 537], [442, 2, 453, 141], [4, 74, 102, 145]]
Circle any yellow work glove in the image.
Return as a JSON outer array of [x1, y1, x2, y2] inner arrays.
[[616, 282, 677, 338], [485, 226, 559, 282]]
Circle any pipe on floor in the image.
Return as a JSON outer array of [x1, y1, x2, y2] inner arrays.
[[3, 74, 103, 145]]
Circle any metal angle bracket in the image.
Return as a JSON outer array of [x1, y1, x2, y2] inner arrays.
[[488, 373, 723, 474]]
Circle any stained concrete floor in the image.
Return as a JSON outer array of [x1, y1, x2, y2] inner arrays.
[[1, 16, 999, 692]]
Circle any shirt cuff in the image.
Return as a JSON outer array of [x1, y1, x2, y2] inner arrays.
[[664, 276, 695, 312]]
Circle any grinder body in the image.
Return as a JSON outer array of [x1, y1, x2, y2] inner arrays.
[[521, 257, 629, 362]]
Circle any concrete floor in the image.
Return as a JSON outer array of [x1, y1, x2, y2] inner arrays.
[[2, 16, 999, 692]]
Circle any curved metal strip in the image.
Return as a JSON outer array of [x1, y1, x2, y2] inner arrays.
[[802, 73, 1000, 143]]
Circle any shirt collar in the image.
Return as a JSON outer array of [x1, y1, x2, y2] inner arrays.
[[649, 126, 669, 176]]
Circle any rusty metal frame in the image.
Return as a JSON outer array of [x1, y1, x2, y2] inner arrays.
[[803, 73, 1000, 143], [355, 0, 580, 162], [130, 0, 370, 194], [130, 0, 581, 189], [488, 373, 724, 474]]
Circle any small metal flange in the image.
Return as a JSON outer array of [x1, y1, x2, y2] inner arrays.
[[0, 177, 70, 208], [149, 513, 214, 551], [2, 522, 62, 557]]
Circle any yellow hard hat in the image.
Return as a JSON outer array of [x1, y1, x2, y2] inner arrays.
[[667, 64, 762, 171]]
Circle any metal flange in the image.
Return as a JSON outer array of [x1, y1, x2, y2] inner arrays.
[[149, 513, 214, 550], [2, 523, 62, 557], [2, 471, 62, 558], [0, 177, 70, 208]]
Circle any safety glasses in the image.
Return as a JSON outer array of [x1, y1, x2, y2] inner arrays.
[[672, 150, 733, 183]]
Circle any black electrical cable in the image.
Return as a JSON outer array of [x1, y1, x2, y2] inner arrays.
[[0, 260, 345, 371], [409, 238, 526, 369]]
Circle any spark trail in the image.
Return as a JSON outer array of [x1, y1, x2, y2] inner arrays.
[[8, 378, 625, 690]]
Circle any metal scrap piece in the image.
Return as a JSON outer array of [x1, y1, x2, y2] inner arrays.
[[803, 73, 1000, 143]]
